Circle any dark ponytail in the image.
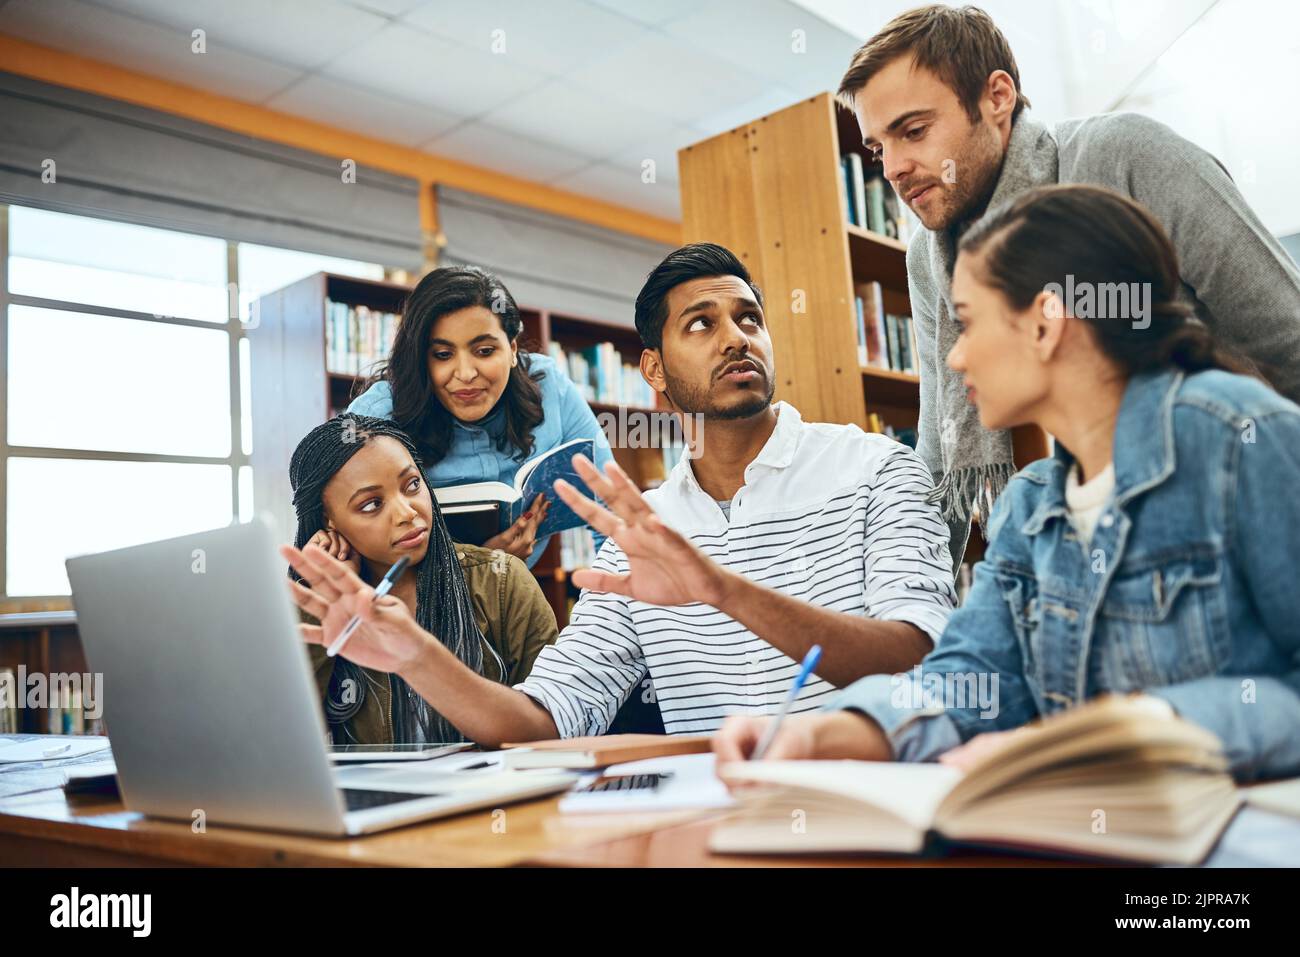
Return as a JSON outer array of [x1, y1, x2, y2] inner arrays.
[[958, 184, 1263, 381], [364, 265, 545, 466]]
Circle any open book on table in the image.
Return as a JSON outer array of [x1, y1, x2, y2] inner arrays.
[[712, 695, 1240, 865]]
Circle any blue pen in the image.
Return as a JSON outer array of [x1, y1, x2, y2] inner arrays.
[[326, 555, 410, 658], [751, 644, 822, 761]]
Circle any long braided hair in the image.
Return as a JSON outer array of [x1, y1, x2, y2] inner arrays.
[[287, 414, 498, 744]]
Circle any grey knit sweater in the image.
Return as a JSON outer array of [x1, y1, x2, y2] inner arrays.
[[908, 110, 1300, 568]]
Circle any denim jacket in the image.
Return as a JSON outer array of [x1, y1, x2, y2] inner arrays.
[[830, 367, 1300, 781], [348, 352, 614, 568]]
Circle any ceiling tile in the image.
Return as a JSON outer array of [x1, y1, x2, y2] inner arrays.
[[626, 185, 681, 220], [564, 30, 771, 121], [662, 0, 860, 90], [690, 86, 805, 135], [87, 0, 390, 71], [266, 74, 463, 147], [552, 161, 680, 218], [583, 0, 702, 27], [422, 120, 591, 181], [607, 125, 707, 183], [321, 21, 547, 117], [481, 80, 677, 158], [0, 0, 303, 102], [345, 0, 428, 16], [402, 0, 645, 76]]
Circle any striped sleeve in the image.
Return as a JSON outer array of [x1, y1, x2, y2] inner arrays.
[[513, 539, 646, 738], [861, 441, 957, 643]]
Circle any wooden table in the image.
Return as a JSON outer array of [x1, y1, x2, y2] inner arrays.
[[0, 784, 1064, 868]]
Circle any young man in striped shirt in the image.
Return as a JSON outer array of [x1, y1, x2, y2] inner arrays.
[[284, 243, 955, 746]]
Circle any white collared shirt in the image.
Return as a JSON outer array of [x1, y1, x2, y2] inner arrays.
[[516, 402, 957, 736], [1065, 461, 1116, 544]]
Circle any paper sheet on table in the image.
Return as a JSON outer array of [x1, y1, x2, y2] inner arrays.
[[558, 752, 736, 814], [1241, 777, 1300, 820], [0, 736, 110, 764], [1202, 806, 1300, 867], [332, 750, 517, 793], [0, 757, 118, 799], [327, 743, 473, 763]]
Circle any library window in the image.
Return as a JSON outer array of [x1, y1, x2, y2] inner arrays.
[[2, 204, 383, 597]]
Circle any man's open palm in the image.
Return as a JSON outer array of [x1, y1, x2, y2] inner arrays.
[[554, 455, 730, 608]]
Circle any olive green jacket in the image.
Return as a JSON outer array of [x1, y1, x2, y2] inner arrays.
[[304, 544, 557, 744]]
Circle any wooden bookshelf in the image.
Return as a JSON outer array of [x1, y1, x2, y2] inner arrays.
[[679, 93, 1049, 569], [249, 272, 675, 628], [0, 613, 91, 733]]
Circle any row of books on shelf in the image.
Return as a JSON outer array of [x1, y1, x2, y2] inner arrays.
[[325, 299, 400, 377], [840, 153, 916, 243], [855, 281, 917, 374], [865, 413, 918, 450], [557, 527, 597, 573], [547, 341, 656, 408], [0, 669, 103, 735]]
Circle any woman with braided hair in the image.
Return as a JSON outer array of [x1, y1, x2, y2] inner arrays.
[[287, 413, 557, 745]]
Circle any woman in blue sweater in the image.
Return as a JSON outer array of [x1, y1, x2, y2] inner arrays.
[[348, 265, 613, 568]]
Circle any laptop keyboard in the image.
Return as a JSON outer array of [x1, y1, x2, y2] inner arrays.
[[342, 788, 441, 812]]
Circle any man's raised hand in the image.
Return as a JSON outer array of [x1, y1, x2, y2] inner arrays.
[[552, 454, 732, 607]]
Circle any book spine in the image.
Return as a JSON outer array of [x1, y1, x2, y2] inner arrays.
[[0, 667, 15, 733], [871, 284, 888, 367], [848, 152, 867, 229], [325, 300, 336, 374], [840, 157, 854, 225], [351, 307, 360, 376], [859, 282, 885, 369], [866, 175, 887, 235], [855, 296, 867, 367], [882, 179, 901, 239]]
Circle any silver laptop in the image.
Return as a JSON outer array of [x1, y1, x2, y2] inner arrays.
[[66, 518, 575, 836]]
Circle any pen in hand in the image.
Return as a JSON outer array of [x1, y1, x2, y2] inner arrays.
[[326, 555, 410, 658], [751, 644, 822, 761]]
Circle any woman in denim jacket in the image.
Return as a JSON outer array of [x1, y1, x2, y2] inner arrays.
[[716, 185, 1300, 781]]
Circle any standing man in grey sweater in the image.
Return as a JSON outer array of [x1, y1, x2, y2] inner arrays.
[[838, 4, 1300, 567]]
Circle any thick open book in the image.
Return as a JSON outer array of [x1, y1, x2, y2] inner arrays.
[[434, 438, 596, 546], [712, 696, 1240, 865]]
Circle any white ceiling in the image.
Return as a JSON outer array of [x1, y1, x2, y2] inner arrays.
[[0, 0, 866, 221], [5, 0, 1294, 237]]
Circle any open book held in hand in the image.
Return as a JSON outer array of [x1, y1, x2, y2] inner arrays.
[[434, 438, 597, 546], [713, 695, 1241, 865]]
